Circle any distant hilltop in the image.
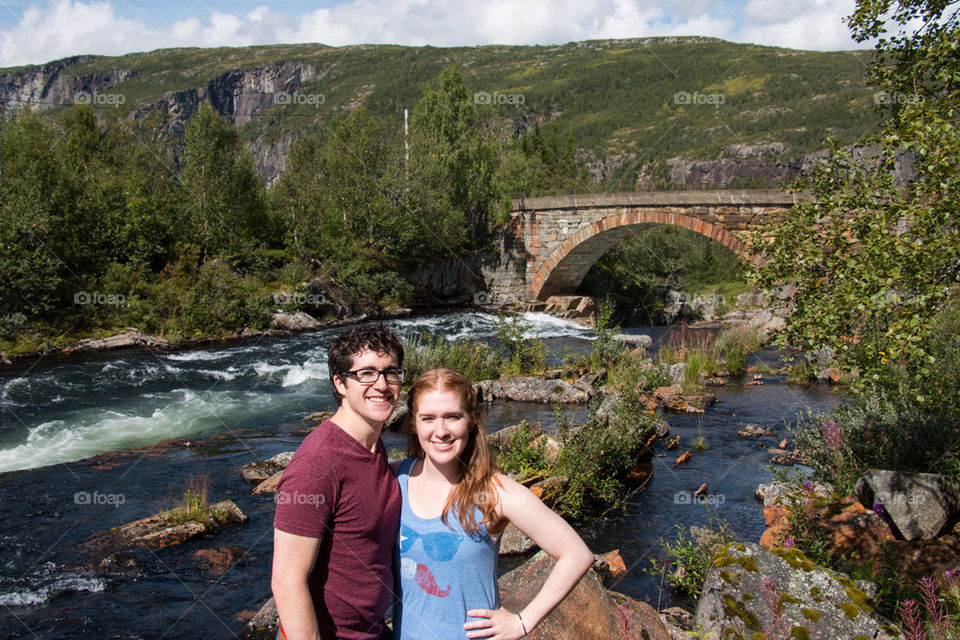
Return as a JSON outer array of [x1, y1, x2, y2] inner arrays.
[[0, 38, 881, 188]]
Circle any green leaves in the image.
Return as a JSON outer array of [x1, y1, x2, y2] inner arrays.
[[752, 0, 960, 407]]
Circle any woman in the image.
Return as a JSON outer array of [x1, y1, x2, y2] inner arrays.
[[393, 368, 595, 640]]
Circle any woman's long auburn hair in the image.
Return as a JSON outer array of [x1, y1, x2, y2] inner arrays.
[[402, 368, 500, 534]]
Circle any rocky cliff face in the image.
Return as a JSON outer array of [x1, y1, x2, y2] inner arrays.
[[0, 57, 323, 183], [636, 143, 917, 190], [0, 56, 136, 112]]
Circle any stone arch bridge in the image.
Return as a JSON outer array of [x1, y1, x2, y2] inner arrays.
[[483, 190, 799, 305]]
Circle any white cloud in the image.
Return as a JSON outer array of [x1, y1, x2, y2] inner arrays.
[[0, 0, 866, 68]]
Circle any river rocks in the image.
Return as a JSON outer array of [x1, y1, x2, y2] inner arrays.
[[817, 366, 844, 384], [542, 295, 596, 323], [193, 546, 248, 578], [240, 451, 294, 483], [81, 500, 248, 554], [73, 329, 168, 352], [856, 469, 960, 540], [475, 377, 593, 403], [252, 470, 283, 494], [696, 542, 889, 640], [269, 311, 322, 331], [244, 596, 279, 638], [659, 606, 695, 639], [500, 522, 537, 555], [652, 385, 716, 413], [499, 551, 670, 640], [592, 550, 627, 580], [756, 480, 833, 509], [738, 425, 777, 438]]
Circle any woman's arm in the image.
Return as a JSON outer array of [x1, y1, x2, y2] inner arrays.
[[464, 474, 595, 639]]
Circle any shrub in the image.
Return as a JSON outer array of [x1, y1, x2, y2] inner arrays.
[[496, 422, 549, 482], [648, 513, 734, 602], [713, 325, 766, 377], [402, 333, 500, 384], [497, 397, 658, 519], [493, 314, 547, 377], [792, 387, 960, 495]]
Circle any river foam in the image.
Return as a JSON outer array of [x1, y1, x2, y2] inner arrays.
[[0, 563, 105, 607]]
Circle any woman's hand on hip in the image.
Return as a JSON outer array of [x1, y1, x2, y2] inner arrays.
[[463, 607, 527, 639]]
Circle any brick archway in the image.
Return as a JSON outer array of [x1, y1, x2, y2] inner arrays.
[[529, 210, 756, 301]]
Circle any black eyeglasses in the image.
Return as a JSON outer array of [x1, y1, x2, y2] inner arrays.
[[339, 368, 405, 385]]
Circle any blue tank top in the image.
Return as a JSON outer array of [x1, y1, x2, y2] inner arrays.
[[393, 458, 500, 640]]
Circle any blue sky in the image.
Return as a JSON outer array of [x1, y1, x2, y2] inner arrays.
[[0, 0, 868, 68]]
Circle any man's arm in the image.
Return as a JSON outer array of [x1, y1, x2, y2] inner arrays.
[[272, 528, 323, 640]]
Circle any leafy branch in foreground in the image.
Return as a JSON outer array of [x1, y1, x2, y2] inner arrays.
[[752, 0, 960, 404]]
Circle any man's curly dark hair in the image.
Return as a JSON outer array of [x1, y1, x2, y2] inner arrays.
[[328, 322, 404, 404]]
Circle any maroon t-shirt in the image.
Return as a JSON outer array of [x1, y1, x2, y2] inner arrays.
[[274, 419, 401, 639]]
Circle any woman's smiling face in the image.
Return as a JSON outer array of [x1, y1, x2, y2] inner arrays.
[[414, 389, 470, 469]]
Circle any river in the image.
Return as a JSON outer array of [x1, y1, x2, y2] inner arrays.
[[0, 312, 841, 638]]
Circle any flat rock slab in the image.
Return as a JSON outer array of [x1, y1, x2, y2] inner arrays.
[[80, 500, 248, 554], [73, 330, 168, 352], [476, 377, 593, 403], [696, 542, 892, 640]]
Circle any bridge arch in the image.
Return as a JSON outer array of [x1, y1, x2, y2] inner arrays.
[[529, 209, 757, 300]]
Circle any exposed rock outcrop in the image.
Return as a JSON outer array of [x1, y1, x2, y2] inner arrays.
[[0, 56, 135, 112], [696, 542, 892, 640], [80, 500, 248, 554], [71, 329, 168, 352], [475, 377, 595, 403]]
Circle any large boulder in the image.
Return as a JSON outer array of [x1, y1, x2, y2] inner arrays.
[[857, 469, 960, 541], [499, 551, 670, 640], [269, 311, 322, 331], [696, 542, 894, 640]]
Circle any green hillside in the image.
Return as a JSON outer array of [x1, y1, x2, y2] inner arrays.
[[10, 38, 881, 186]]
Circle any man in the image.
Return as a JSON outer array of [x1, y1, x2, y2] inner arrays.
[[272, 323, 404, 640]]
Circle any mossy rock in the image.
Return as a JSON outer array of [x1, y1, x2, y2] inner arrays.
[[695, 542, 889, 640]]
